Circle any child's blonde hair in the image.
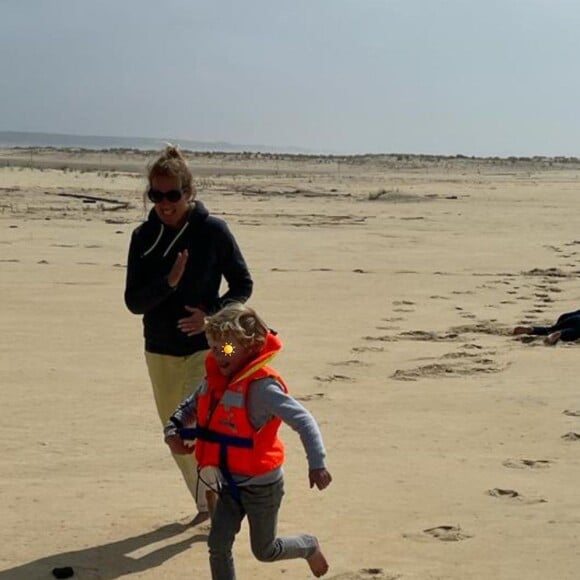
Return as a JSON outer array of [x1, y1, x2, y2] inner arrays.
[[204, 303, 269, 351], [146, 144, 196, 199]]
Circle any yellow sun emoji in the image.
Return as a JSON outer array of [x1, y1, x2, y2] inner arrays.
[[222, 342, 235, 356]]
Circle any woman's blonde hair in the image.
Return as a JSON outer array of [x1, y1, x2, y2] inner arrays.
[[146, 144, 196, 199], [204, 303, 269, 351]]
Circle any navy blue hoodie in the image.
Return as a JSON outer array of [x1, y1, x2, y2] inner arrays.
[[124, 201, 253, 356]]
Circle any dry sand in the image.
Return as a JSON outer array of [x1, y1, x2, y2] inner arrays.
[[1, 149, 580, 579]]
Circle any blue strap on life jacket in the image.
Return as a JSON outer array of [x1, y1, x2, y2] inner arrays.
[[179, 427, 254, 501], [180, 427, 253, 448]]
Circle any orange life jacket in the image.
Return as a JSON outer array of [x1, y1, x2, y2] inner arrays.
[[194, 332, 288, 477]]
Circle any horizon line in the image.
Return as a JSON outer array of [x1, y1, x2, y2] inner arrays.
[[1, 129, 579, 161]]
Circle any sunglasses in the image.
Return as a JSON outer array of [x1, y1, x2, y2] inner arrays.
[[147, 188, 183, 203]]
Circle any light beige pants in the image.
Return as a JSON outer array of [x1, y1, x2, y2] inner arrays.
[[145, 349, 210, 512]]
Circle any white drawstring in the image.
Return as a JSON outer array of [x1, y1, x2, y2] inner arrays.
[[142, 224, 165, 257], [163, 221, 190, 257]]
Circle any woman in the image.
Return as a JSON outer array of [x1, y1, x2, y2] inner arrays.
[[124, 145, 253, 522]]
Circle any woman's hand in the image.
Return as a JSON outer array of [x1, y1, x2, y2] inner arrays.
[[168, 250, 189, 288], [177, 305, 206, 336], [309, 468, 332, 490]]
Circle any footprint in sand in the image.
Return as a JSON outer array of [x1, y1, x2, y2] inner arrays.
[[398, 330, 458, 341], [534, 293, 555, 304], [392, 358, 505, 381], [561, 432, 580, 441], [442, 351, 481, 360], [363, 335, 396, 343], [503, 459, 553, 469], [390, 363, 454, 381], [515, 335, 538, 344], [352, 346, 384, 353], [422, 525, 472, 542], [313, 374, 355, 383], [449, 321, 511, 336], [461, 343, 483, 350], [295, 393, 326, 402], [486, 488, 547, 504], [330, 360, 372, 368], [487, 488, 519, 499], [524, 267, 569, 279]]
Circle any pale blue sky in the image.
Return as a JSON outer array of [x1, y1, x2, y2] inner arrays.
[[2, 0, 579, 156]]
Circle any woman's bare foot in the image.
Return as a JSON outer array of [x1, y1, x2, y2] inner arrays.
[[513, 326, 533, 336], [307, 543, 329, 577], [544, 331, 561, 346]]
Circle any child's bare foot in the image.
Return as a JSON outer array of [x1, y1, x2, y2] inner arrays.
[[513, 326, 533, 336], [544, 331, 561, 346], [307, 543, 329, 577]]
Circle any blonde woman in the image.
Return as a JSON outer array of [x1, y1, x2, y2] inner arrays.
[[125, 146, 253, 522]]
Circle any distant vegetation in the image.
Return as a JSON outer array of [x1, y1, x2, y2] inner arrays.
[[2, 146, 580, 173], [4, 145, 580, 164]]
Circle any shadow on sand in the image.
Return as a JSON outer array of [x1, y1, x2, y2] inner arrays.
[[0, 522, 207, 579]]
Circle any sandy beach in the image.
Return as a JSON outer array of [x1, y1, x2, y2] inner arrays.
[[1, 149, 580, 580]]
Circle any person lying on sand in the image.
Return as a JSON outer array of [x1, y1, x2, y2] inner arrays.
[[513, 309, 580, 345]]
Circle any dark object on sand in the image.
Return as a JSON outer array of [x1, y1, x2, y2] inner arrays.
[[52, 567, 74, 579]]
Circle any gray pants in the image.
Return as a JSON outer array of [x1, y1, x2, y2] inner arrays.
[[208, 478, 317, 580]]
